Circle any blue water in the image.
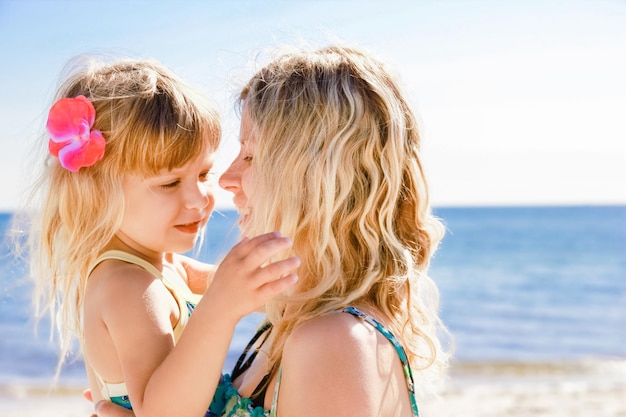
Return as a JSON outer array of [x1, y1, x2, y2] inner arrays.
[[1, 205, 624, 386]]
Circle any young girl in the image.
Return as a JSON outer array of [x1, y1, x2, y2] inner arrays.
[[23, 56, 299, 417]]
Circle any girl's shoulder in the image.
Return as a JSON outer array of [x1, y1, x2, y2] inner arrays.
[[83, 256, 179, 341], [89, 256, 156, 285], [86, 256, 166, 310]]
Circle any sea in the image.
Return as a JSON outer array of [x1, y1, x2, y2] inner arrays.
[[0, 205, 624, 388]]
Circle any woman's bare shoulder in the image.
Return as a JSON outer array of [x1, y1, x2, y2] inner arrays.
[[286, 311, 375, 351], [278, 311, 390, 415]]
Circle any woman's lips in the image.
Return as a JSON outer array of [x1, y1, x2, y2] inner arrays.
[[237, 207, 250, 228]]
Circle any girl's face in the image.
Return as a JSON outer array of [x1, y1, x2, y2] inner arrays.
[[219, 109, 256, 231], [117, 149, 216, 258]]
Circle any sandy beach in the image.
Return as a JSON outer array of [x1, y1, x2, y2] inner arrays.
[[422, 360, 626, 417], [1, 360, 624, 417]]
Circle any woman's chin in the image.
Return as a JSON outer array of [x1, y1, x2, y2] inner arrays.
[[236, 208, 251, 231]]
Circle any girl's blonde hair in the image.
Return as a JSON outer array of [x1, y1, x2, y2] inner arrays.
[[24, 56, 220, 372], [241, 45, 449, 391]]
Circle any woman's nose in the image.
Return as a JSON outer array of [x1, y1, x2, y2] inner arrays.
[[218, 162, 241, 193]]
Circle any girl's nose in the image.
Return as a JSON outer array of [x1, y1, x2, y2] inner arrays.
[[185, 181, 212, 210]]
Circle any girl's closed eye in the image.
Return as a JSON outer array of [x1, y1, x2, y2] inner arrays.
[[243, 156, 253, 162], [160, 179, 180, 189]]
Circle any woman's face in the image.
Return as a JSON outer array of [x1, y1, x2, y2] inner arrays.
[[219, 108, 256, 230]]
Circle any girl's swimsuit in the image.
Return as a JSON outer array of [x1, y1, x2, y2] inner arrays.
[[207, 307, 420, 417], [85, 250, 202, 410]]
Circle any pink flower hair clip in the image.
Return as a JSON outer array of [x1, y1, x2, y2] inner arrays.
[[46, 95, 106, 172]]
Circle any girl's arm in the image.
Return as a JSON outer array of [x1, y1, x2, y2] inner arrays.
[[88, 233, 298, 417], [86, 258, 183, 417], [139, 232, 299, 417]]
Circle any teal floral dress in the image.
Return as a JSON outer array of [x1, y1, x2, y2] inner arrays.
[[207, 373, 270, 417]]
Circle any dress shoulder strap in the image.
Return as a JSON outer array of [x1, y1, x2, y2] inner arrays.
[[88, 250, 163, 279], [269, 365, 282, 417], [342, 306, 419, 416], [231, 322, 272, 379]]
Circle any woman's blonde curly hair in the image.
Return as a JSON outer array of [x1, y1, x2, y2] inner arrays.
[[240, 45, 450, 393]]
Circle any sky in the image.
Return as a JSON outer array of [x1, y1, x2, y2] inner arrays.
[[0, 0, 624, 211]]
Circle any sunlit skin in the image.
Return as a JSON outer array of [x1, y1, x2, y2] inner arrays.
[[217, 107, 413, 416], [84, 107, 412, 417], [218, 109, 256, 232], [111, 150, 216, 266], [83, 145, 300, 417], [83, 149, 218, 414], [82, 43, 436, 416]]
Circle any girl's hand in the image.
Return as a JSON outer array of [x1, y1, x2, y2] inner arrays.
[[206, 232, 300, 321]]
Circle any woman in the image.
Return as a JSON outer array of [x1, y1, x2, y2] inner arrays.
[[94, 44, 449, 417]]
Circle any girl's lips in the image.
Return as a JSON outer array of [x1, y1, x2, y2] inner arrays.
[[175, 221, 201, 234]]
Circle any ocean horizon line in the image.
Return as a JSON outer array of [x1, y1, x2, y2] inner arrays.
[[3, 202, 626, 217]]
